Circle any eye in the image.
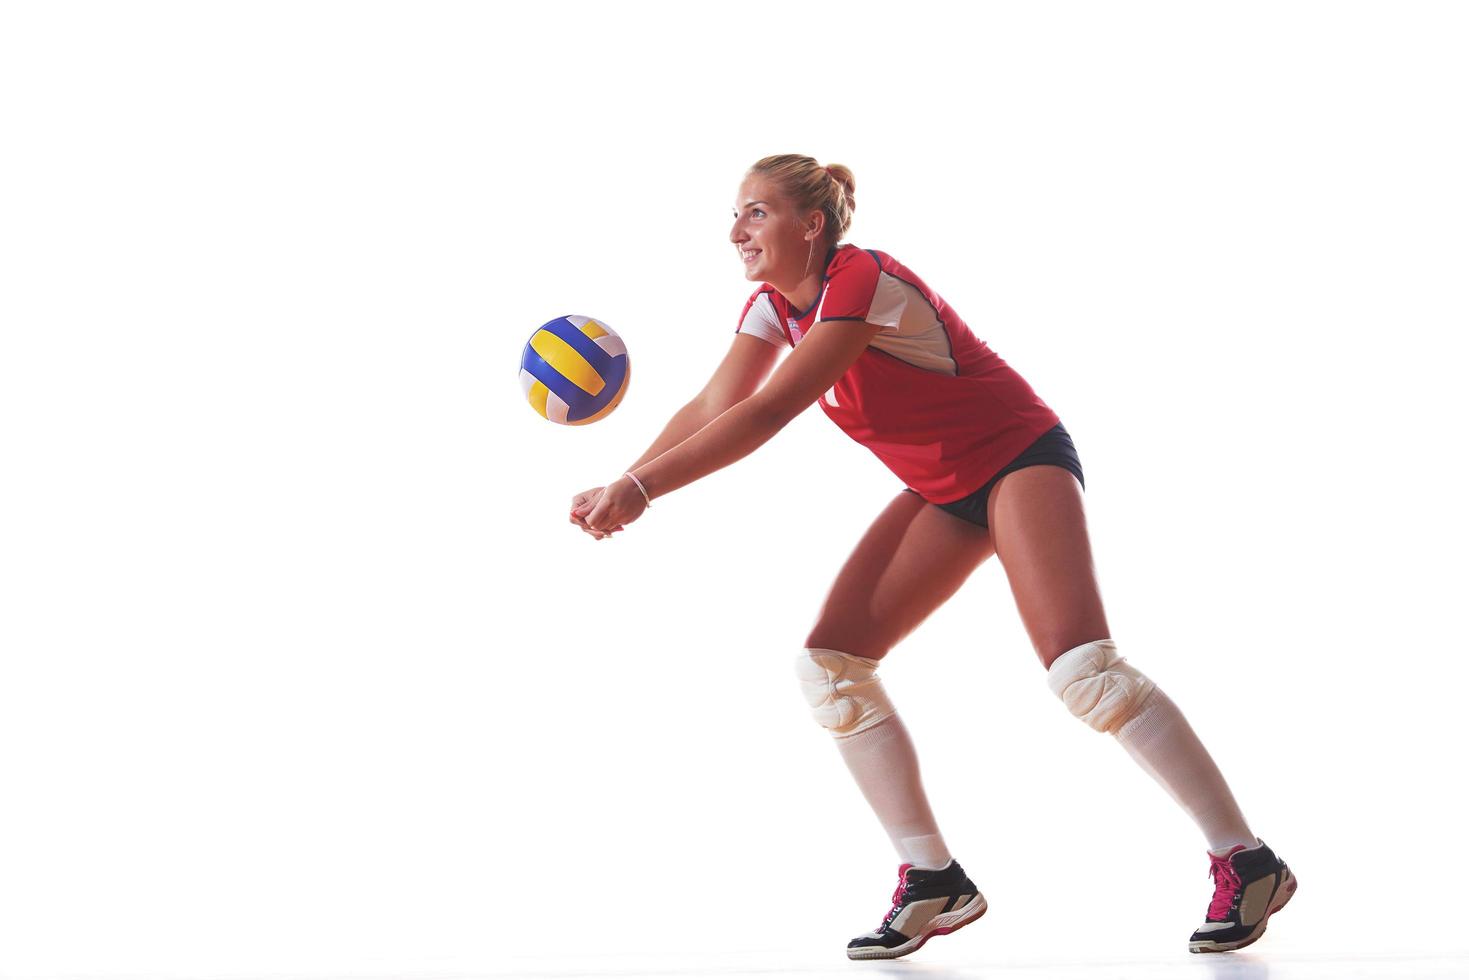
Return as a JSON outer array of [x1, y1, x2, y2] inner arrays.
[[752, 208, 766, 218]]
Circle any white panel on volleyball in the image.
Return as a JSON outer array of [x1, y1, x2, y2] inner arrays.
[[592, 333, 626, 358], [545, 389, 570, 424]]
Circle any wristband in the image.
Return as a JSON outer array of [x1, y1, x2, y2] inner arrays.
[[624, 472, 652, 507]]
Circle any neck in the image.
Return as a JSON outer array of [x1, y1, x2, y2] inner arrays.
[[776, 244, 835, 312]]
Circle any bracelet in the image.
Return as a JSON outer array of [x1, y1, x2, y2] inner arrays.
[[624, 472, 652, 508]]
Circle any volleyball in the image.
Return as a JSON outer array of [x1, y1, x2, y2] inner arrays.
[[519, 315, 631, 425]]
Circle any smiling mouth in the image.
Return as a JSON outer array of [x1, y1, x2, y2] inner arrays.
[[740, 248, 761, 263]]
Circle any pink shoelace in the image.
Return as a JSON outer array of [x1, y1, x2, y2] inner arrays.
[[881, 863, 915, 929], [1206, 851, 1243, 920]]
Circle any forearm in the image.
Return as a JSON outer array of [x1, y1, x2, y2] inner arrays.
[[632, 396, 787, 501], [626, 397, 722, 472]]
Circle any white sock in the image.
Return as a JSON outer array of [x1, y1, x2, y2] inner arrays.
[[1114, 689, 1257, 852], [833, 714, 953, 870]]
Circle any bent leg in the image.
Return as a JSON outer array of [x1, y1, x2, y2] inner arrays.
[[800, 491, 995, 869], [987, 467, 1254, 851]]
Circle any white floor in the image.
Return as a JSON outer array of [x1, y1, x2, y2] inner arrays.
[[468, 951, 1469, 980]]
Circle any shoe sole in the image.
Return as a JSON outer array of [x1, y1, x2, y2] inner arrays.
[[846, 892, 989, 961], [1189, 867, 1298, 954]]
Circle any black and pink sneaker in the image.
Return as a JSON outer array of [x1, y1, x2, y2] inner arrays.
[[1189, 839, 1298, 953], [846, 860, 987, 960]]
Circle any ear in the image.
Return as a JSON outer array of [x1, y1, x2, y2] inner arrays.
[[803, 210, 826, 242]]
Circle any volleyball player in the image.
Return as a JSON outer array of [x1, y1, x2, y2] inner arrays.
[[570, 155, 1295, 960]]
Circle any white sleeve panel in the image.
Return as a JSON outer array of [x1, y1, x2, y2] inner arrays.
[[737, 292, 787, 347], [866, 272, 909, 330], [865, 277, 958, 375]]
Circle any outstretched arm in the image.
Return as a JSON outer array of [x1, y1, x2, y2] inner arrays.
[[570, 333, 780, 538], [628, 333, 783, 471], [582, 319, 881, 532]]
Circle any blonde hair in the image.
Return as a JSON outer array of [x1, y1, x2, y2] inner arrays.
[[748, 154, 856, 248]]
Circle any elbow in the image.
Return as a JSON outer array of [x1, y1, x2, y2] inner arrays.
[[694, 390, 743, 419], [694, 381, 768, 421]]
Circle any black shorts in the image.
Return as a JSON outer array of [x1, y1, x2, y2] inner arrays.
[[904, 422, 1085, 529]]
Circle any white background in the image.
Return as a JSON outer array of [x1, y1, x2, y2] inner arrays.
[[2, 2, 1466, 977]]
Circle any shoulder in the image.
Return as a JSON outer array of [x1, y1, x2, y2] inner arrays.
[[818, 246, 922, 329], [827, 244, 884, 275], [826, 245, 917, 287], [736, 283, 788, 346], [739, 282, 784, 319], [829, 246, 937, 303], [744, 281, 781, 303], [832, 244, 918, 277]]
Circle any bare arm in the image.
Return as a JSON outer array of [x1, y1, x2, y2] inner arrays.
[[625, 333, 783, 471], [581, 319, 882, 532], [569, 333, 781, 537], [631, 320, 881, 499]]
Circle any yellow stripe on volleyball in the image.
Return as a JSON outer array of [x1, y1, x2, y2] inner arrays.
[[578, 319, 609, 340], [526, 378, 551, 419], [530, 329, 605, 397]]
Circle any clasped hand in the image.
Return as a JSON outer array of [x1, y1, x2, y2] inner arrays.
[[568, 477, 647, 540]]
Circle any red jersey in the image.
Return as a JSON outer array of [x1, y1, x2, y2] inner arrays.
[[735, 245, 1060, 504]]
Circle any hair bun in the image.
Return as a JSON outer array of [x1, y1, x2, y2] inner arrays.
[[748, 154, 857, 246]]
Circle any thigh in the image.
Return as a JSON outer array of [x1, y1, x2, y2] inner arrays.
[[806, 491, 995, 661], [986, 465, 1111, 669]]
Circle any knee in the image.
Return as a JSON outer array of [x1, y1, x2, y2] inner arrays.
[[1045, 638, 1157, 735], [794, 647, 896, 738]]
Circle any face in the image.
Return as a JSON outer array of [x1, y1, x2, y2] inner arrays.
[[729, 173, 822, 285]]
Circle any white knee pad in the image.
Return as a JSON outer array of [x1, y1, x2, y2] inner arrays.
[[1046, 639, 1157, 735], [794, 648, 896, 738]]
